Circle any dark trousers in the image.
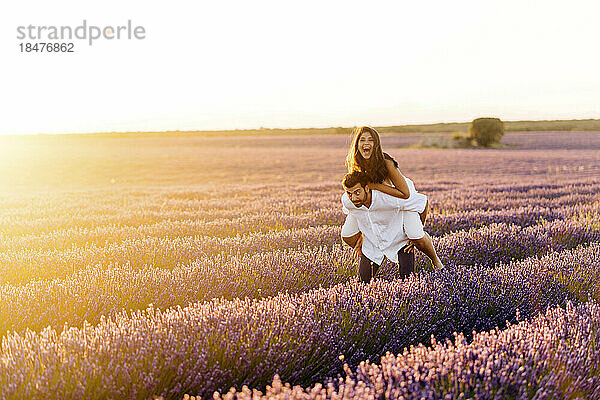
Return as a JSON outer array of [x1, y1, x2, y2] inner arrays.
[[359, 244, 415, 283]]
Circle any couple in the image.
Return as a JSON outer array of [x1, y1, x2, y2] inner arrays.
[[340, 126, 443, 283]]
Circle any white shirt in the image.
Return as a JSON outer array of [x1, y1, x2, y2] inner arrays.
[[341, 177, 427, 265]]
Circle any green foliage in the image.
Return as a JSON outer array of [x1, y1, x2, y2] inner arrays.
[[469, 118, 505, 147], [380, 118, 600, 135], [67, 118, 600, 138], [413, 134, 475, 149], [334, 127, 352, 135], [451, 132, 469, 140]]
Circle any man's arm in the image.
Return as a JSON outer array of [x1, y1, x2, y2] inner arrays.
[[341, 213, 359, 241], [341, 213, 363, 259], [342, 232, 362, 248]]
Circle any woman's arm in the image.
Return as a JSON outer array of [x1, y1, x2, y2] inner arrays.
[[368, 159, 410, 199]]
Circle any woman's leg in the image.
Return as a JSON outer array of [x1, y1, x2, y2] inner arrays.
[[419, 199, 429, 225], [404, 211, 444, 269], [410, 233, 444, 269]]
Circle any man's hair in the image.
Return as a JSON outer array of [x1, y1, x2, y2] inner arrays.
[[342, 171, 370, 189]]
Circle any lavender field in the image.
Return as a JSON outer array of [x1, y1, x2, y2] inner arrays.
[[1, 131, 599, 399]]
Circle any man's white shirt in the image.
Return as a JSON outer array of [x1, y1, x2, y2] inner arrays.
[[341, 177, 427, 265]]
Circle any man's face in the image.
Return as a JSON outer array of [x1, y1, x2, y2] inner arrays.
[[344, 182, 369, 208]]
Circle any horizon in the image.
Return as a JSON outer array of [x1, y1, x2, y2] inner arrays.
[[1, 117, 600, 137]]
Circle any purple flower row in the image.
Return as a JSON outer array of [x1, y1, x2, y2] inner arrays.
[[205, 301, 600, 400], [2, 242, 599, 399], [3, 201, 599, 285], [4, 200, 596, 254], [3, 216, 599, 335], [0, 226, 343, 284], [427, 218, 600, 269], [0, 245, 354, 335], [1, 177, 598, 238], [425, 202, 598, 236]]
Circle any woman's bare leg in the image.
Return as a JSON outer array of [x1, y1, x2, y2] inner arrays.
[[419, 199, 429, 225], [409, 233, 444, 268]]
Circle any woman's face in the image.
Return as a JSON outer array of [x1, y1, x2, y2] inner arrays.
[[358, 131, 375, 159]]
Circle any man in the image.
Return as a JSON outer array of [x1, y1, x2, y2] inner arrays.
[[340, 170, 429, 282]]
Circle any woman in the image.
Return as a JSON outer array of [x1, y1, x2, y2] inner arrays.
[[345, 126, 444, 269]]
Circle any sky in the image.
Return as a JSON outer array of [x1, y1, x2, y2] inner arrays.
[[1, 0, 599, 135]]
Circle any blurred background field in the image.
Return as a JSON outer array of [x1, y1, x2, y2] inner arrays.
[[1, 130, 599, 191]]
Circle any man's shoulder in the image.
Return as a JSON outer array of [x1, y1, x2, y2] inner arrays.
[[370, 188, 419, 209], [370, 189, 393, 203], [341, 192, 353, 209]]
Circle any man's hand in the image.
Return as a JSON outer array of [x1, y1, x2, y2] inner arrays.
[[403, 240, 415, 253], [353, 234, 363, 260]]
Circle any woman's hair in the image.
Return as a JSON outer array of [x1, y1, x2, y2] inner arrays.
[[346, 126, 397, 184]]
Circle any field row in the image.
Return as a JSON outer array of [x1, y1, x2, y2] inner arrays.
[[2, 242, 599, 399], [0, 206, 560, 254], [0, 245, 354, 335], [3, 200, 599, 254], [0, 197, 600, 253], [2, 214, 598, 286], [1, 179, 598, 236], [2, 218, 599, 335], [203, 301, 600, 400]]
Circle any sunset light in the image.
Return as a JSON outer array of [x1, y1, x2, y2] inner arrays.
[[2, 1, 599, 398]]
